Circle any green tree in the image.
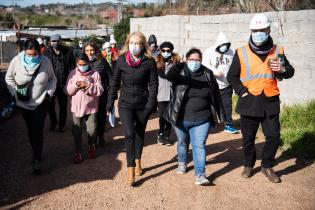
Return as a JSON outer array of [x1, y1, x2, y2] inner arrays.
[[113, 17, 131, 46]]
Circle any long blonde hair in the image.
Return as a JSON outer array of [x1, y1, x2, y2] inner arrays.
[[120, 32, 152, 58]]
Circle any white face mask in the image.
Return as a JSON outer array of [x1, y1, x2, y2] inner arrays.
[[129, 44, 142, 56]]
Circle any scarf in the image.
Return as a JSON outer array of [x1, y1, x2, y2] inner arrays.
[[126, 51, 142, 68], [20, 51, 41, 71], [249, 36, 275, 55]]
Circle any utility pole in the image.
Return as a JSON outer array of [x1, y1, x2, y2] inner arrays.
[[116, 0, 128, 23]]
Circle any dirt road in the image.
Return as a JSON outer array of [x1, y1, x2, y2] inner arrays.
[[0, 111, 314, 210]]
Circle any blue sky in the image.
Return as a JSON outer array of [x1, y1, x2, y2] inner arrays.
[[3, 0, 161, 7]]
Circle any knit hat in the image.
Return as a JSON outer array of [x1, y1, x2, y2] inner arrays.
[[50, 34, 62, 41], [148, 34, 157, 46], [159, 41, 174, 51]]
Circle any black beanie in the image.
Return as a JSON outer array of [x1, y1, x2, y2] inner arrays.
[[148, 35, 157, 45], [160, 41, 174, 51]]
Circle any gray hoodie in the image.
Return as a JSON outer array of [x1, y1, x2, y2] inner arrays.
[[5, 51, 57, 110], [202, 32, 234, 89]]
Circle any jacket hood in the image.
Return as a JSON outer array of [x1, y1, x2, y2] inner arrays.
[[214, 32, 230, 49]]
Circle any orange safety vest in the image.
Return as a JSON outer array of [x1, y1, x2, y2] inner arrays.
[[237, 44, 284, 97]]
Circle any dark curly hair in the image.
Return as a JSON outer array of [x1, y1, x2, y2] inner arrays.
[[185, 48, 202, 60]]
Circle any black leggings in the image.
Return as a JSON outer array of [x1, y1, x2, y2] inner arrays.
[[48, 86, 67, 128], [97, 93, 107, 136], [118, 107, 148, 167], [158, 101, 172, 137], [21, 100, 49, 161]]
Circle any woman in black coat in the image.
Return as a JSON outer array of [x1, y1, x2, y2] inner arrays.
[[107, 32, 158, 185], [164, 48, 225, 186], [83, 42, 112, 147]]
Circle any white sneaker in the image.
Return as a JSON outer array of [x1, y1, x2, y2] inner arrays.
[[195, 175, 210, 186], [176, 162, 187, 174]]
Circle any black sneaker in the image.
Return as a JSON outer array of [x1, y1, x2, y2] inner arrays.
[[157, 133, 164, 145], [164, 136, 172, 146]]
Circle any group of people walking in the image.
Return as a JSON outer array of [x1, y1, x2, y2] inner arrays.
[[5, 13, 294, 186]]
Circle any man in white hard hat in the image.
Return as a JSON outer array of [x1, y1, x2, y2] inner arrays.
[[101, 42, 115, 68], [227, 13, 294, 183], [109, 39, 119, 60]]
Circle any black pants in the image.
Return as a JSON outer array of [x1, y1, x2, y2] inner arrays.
[[97, 93, 107, 137], [240, 114, 280, 168], [48, 86, 67, 129], [220, 86, 233, 125], [119, 107, 148, 167], [21, 100, 49, 161], [158, 101, 172, 137]]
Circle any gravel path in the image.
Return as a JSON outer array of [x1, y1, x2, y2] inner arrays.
[[0, 111, 314, 210]]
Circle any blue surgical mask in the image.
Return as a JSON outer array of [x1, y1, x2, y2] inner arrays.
[[78, 65, 89, 72], [187, 60, 201, 72], [129, 44, 142, 56], [252, 32, 269, 46], [25, 54, 40, 64], [22, 52, 41, 71], [218, 45, 228, 53], [161, 52, 172, 59]]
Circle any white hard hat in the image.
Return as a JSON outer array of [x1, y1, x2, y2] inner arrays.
[[249, 14, 270, 30], [37, 37, 43, 45], [110, 39, 117, 44], [102, 42, 111, 50]]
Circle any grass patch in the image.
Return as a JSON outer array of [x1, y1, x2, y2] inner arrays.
[[280, 100, 315, 159]]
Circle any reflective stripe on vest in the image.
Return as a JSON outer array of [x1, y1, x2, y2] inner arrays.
[[240, 45, 281, 82], [237, 44, 283, 97]]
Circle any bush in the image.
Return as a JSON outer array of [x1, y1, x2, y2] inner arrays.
[[280, 100, 315, 159]]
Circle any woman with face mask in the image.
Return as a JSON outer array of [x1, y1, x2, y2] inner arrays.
[[106, 32, 158, 185], [155, 41, 181, 146], [5, 39, 57, 174], [164, 48, 225, 186], [83, 42, 112, 147], [101, 42, 116, 68], [64, 53, 104, 163]]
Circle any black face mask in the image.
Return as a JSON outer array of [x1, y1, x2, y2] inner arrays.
[[51, 42, 61, 50]]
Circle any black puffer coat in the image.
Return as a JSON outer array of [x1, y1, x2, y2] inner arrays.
[[106, 53, 158, 113], [163, 63, 225, 126]]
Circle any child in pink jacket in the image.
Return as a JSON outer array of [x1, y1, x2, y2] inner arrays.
[[64, 53, 104, 163]]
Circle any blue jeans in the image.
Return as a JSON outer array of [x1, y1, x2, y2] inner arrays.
[[174, 120, 210, 176]]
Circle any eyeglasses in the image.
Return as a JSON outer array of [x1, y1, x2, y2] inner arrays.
[[187, 59, 201, 62], [161, 49, 171, 53]]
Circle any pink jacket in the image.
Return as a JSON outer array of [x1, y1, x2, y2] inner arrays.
[[64, 68, 104, 117]]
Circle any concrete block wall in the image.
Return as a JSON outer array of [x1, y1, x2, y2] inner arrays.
[[130, 10, 315, 105]]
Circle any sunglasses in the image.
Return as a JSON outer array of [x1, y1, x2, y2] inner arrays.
[[161, 49, 172, 53]]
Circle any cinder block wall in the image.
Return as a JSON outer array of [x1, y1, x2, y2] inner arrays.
[[130, 10, 315, 105]]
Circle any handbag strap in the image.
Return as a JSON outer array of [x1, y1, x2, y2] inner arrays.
[[27, 64, 41, 87]]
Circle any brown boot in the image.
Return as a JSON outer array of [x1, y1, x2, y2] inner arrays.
[[127, 167, 135, 185], [241, 166, 253, 178], [261, 167, 281, 183], [135, 159, 143, 176]]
